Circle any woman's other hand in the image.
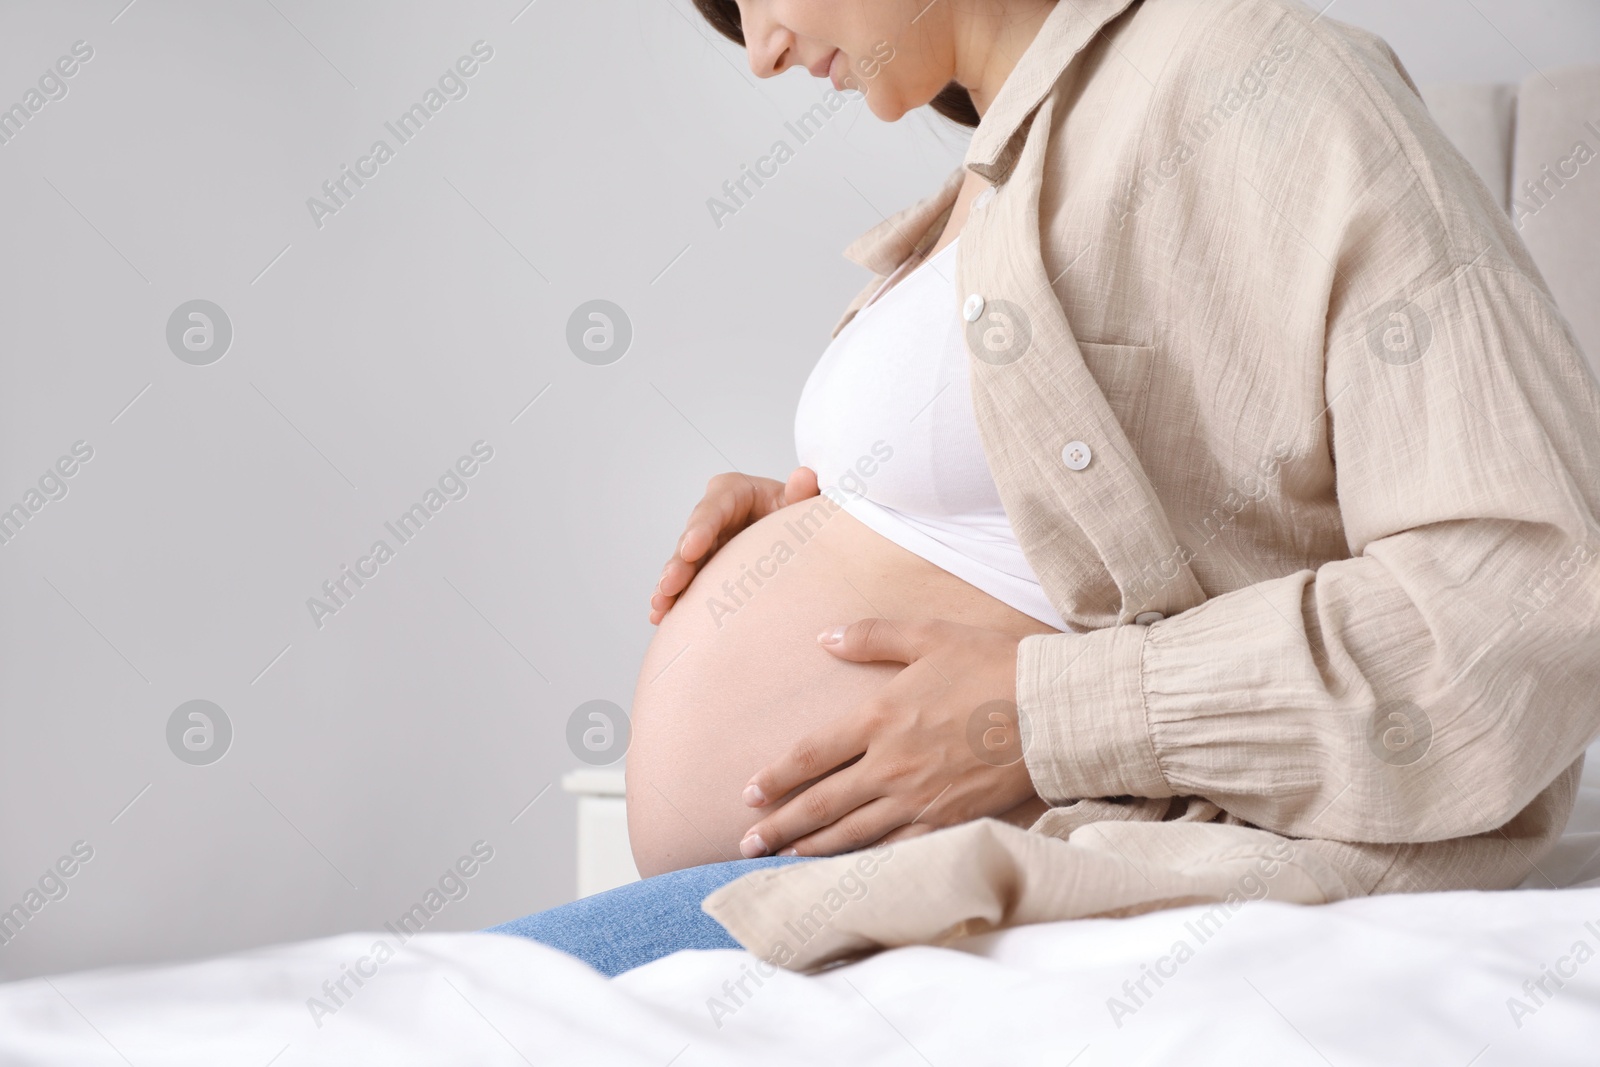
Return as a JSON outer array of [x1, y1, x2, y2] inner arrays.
[[736, 618, 1038, 857], [649, 466, 820, 625]]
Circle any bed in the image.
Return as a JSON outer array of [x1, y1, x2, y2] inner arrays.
[[2, 736, 1596, 1065]]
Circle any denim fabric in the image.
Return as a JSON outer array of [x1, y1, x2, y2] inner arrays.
[[484, 855, 817, 977]]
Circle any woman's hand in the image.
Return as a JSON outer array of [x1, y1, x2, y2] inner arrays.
[[736, 617, 1039, 857], [649, 466, 820, 625]]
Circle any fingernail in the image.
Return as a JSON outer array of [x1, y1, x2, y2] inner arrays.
[[740, 832, 768, 858], [777, 847, 798, 857], [817, 625, 844, 645], [742, 783, 766, 806]]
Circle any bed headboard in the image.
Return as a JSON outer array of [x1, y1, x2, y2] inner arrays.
[[1422, 66, 1600, 374]]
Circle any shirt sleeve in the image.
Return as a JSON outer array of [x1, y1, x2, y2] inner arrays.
[[1015, 29, 1600, 845]]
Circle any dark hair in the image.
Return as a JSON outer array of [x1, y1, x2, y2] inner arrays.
[[690, 0, 980, 128]]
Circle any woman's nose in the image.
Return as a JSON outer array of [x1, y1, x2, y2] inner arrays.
[[751, 45, 792, 78], [745, 22, 795, 78]]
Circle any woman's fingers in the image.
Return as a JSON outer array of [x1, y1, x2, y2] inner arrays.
[[740, 715, 877, 855], [655, 522, 732, 608], [739, 765, 884, 857], [649, 469, 814, 623], [784, 465, 820, 505], [677, 475, 756, 565], [650, 473, 783, 622], [765, 797, 911, 859], [743, 709, 873, 811]]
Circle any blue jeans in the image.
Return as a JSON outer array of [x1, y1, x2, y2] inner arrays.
[[484, 855, 817, 977]]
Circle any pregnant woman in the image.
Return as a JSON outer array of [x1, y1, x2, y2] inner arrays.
[[489, 0, 1600, 976]]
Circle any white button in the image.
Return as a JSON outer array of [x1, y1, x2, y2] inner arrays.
[[1060, 440, 1092, 471], [1134, 611, 1165, 625], [963, 293, 986, 322], [973, 186, 995, 210]]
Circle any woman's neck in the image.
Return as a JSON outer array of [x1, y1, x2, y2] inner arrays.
[[955, 0, 1060, 119]]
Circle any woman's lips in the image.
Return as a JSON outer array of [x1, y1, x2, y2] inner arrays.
[[828, 49, 844, 90]]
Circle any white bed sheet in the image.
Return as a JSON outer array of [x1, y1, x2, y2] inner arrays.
[[2, 752, 1596, 1066]]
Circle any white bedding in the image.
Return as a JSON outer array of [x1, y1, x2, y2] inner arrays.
[[4, 762, 1597, 1066]]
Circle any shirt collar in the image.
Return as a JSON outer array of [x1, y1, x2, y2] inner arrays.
[[841, 164, 966, 275], [841, 0, 1139, 275], [965, 0, 1140, 183]]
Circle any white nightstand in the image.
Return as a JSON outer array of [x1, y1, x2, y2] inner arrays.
[[560, 767, 640, 898]]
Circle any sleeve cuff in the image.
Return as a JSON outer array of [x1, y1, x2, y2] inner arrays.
[[1015, 624, 1170, 804]]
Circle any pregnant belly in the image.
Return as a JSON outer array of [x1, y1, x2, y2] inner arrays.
[[625, 493, 1061, 877]]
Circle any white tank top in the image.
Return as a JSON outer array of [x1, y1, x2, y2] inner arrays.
[[794, 236, 1068, 631]]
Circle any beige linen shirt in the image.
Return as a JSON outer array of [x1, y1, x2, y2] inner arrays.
[[704, 0, 1600, 972]]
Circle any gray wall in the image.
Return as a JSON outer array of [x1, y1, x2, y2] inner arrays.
[[0, 0, 1594, 981]]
